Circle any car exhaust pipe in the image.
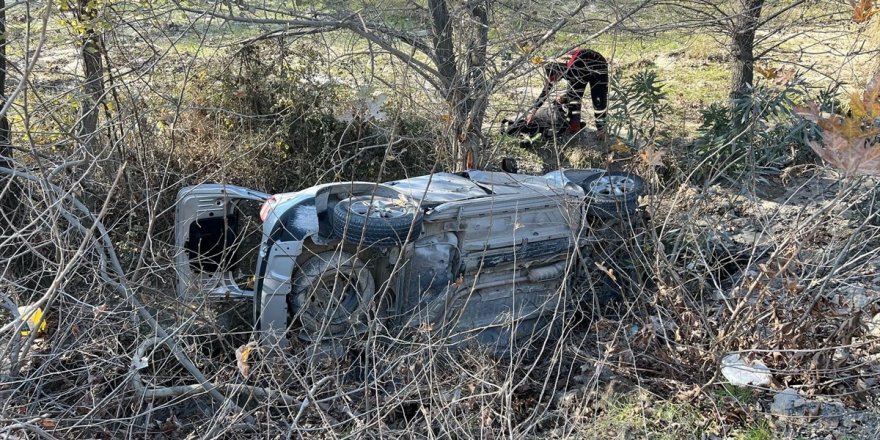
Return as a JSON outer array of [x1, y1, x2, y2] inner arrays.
[[469, 261, 567, 291], [527, 261, 567, 282]]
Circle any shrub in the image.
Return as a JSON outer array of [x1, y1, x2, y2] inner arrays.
[[688, 74, 818, 183], [606, 68, 670, 147], [169, 40, 437, 191]]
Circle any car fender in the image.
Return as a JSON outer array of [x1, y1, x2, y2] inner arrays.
[[255, 182, 406, 348]]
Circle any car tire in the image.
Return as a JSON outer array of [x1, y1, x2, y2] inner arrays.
[[581, 171, 646, 219], [290, 251, 376, 338], [332, 195, 423, 246]]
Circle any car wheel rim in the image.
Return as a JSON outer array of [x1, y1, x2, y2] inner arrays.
[[589, 175, 636, 198], [349, 198, 410, 219], [307, 267, 368, 325]]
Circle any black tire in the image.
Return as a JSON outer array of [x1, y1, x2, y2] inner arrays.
[[581, 171, 646, 219], [332, 195, 423, 246], [290, 251, 376, 337]]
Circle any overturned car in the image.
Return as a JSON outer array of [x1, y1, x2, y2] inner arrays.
[[175, 167, 645, 351]]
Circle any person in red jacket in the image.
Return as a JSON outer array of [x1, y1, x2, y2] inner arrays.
[[527, 48, 609, 135]]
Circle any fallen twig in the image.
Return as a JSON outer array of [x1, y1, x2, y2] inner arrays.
[[293, 376, 334, 426], [130, 336, 302, 405], [0, 164, 251, 422]]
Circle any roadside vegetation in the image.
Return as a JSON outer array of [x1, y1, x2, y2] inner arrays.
[[1, 0, 879, 438]]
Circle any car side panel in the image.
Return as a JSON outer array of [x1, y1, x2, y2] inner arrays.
[[400, 191, 579, 351]]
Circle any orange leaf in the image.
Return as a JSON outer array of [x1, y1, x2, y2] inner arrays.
[[808, 132, 880, 176], [850, 92, 869, 119], [639, 145, 666, 168], [802, 71, 880, 176], [754, 65, 777, 80], [774, 68, 797, 85], [853, 0, 875, 23], [235, 342, 258, 378]]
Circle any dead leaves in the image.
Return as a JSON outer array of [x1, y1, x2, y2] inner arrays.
[[812, 131, 880, 176], [235, 342, 259, 378], [639, 145, 666, 168], [594, 261, 617, 282], [848, 75, 880, 122], [852, 0, 876, 23], [797, 71, 880, 176], [93, 304, 107, 320], [754, 65, 775, 80], [609, 140, 631, 155], [755, 65, 797, 85]]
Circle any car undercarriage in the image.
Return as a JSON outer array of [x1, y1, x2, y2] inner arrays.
[[175, 167, 646, 353]]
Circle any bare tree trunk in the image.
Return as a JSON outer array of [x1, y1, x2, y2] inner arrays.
[[428, 0, 468, 169], [462, 0, 489, 168], [76, 0, 105, 154], [0, 0, 14, 222], [0, 0, 10, 167], [429, 0, 491, 170], [729, 0, 764, 102]]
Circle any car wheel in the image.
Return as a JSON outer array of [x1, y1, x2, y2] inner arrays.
[[581, 171, 646, 219], [332, 195, 423, 246], [291, 251, 376, 338]]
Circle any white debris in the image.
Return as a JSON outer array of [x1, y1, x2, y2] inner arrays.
[[720, 353, 771, 387], [132, 356, 149, 370], [338, 87, 388, 122], [866, 312, 880, 338], [771, 388, 803, 415]]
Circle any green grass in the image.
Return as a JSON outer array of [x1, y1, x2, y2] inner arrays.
[[663, 63, 729, 104], [596, 32, 724, 63], [580, 392, 710, 440], [714, 385, 755, 405], [734, 420, 774, 440]]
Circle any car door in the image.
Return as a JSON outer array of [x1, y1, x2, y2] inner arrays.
[[175, 184, 269, 300]]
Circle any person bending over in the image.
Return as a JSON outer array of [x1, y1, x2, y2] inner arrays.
[[527, 48, 609, 134]]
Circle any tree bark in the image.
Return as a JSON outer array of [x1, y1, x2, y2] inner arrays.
[[428, 0, 492, 170], [0, 0, 19, 233], [428, 0, 469, 169], [462, 0, 490, 169], [77, 0, 105, 154], [729, 0, 764, 103], [0, 0, 10, 167]]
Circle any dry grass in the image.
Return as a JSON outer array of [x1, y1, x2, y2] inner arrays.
[[2, 145, 879, 438], [2, 2, 880, 439]]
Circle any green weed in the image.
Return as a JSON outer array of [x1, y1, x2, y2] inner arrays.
[[734, 420, 774, 440], [715, 385, 755, 405]]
